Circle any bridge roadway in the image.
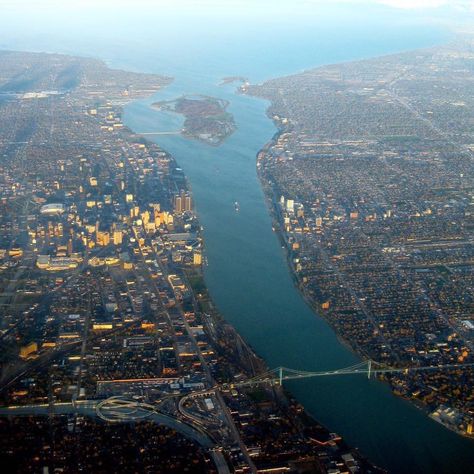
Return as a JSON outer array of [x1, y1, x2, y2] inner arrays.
[[1, 360, 473, 473], [137, 131, 180, 136], [223, 360, 474, 388]]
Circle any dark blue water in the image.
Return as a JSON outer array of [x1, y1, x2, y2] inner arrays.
[[1, 4, 472, 472]]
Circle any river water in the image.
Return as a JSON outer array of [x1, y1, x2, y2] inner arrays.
[[2, 3, 474, 472], [123, 71, 474, 474]]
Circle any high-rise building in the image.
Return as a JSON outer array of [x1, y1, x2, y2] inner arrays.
[[113, 230, 123, 245], [174, 195, 183, 213], [174, 191, 192, 214], [154, 209, 161, 226], [131, 206, 140, 217], [184, 194, 192, 212], [141, 210, 150, 226], [96, 231, 110, 246], [193, 251, 202, 266]]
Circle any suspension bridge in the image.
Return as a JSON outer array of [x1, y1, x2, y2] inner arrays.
[[94, 360, 474, 422], [224, 359, 474, 389], [3, 360, 473, 424]]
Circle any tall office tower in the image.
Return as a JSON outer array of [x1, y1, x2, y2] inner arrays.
[[193, 251, 202, 266], [141, 210, 150, 226], [184, 194, 192, 212], [96, 231, 110, 246], [113, 230, 123, 245], [174, 195, 183, 213]]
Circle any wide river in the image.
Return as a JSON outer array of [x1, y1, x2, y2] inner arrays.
[[122, 42, 474, 474], [123, 71, 474, 474], [2, 4, 474, 472]]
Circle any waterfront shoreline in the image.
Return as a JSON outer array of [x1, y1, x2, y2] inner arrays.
[[247, 68, 474, 441], [133, 100, 386, 474], [122, 43, 474, 471], [0, 49, 386, 473]]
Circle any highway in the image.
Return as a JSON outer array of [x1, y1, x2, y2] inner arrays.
[[0, 397, 229, 473], [2, 357, 473, 474]]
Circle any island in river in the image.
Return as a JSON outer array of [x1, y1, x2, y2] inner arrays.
[[152, 94, 236, 146]]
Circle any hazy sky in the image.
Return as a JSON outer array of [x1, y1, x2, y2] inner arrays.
[[1, 0, 474, 9], [0, 0, 470, 61], [1, 0, 472, 24], [0, 0, 464, 83], [1, 0, 474, 21]]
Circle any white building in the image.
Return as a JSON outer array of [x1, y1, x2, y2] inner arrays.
[[40, 203, 65, 215]]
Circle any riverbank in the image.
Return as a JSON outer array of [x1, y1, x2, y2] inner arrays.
[[122, 33, 474, 472], [256, 127, 371, 362], [246, 55, 472, 439]]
